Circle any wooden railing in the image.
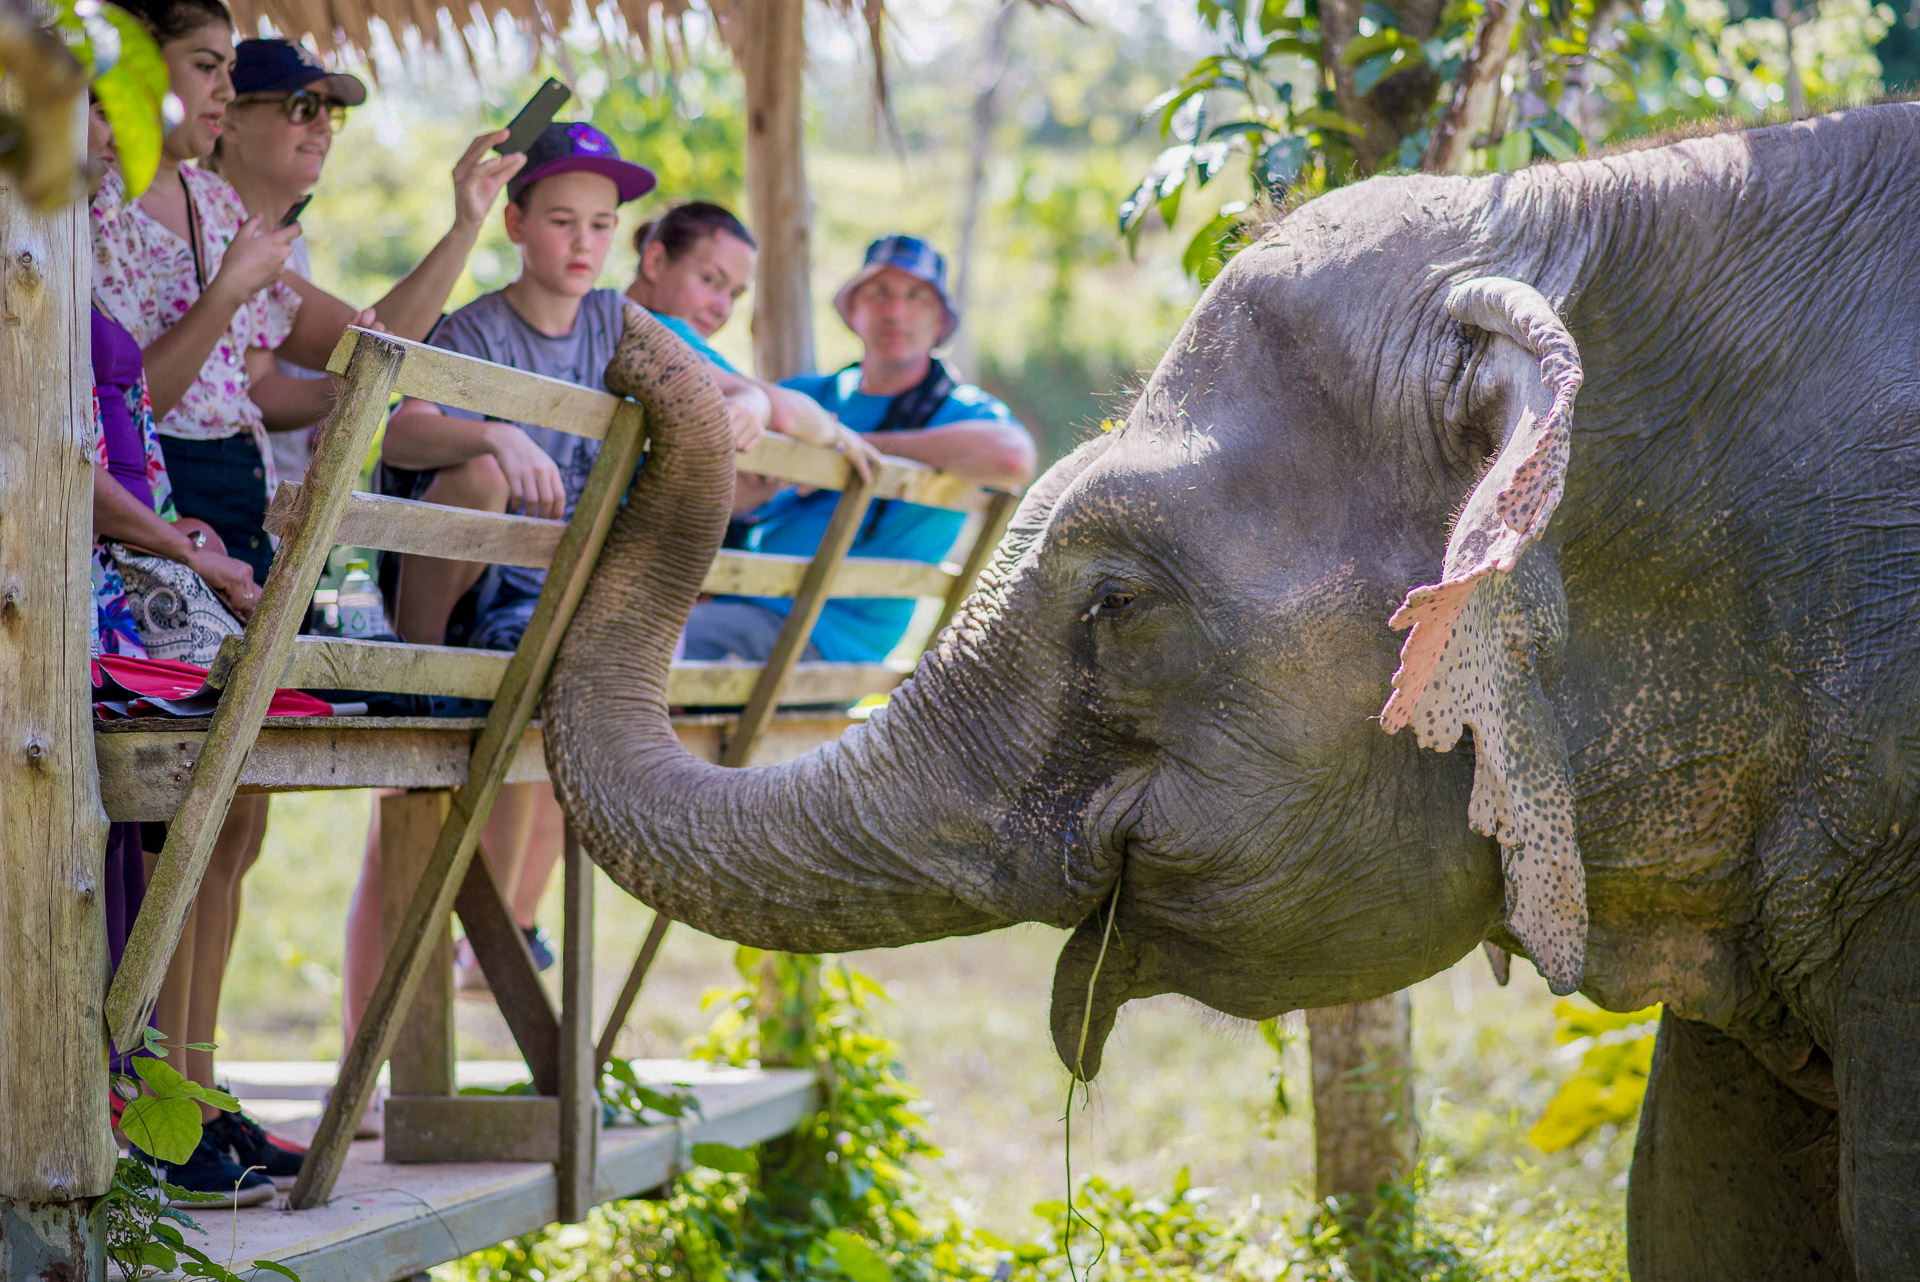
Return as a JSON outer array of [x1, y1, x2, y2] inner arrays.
[[94, 326, 1020, 1220]]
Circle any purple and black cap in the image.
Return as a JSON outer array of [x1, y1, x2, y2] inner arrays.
[[231, 39, 368, 106], [833, 234, 960, 345], [508, 122, 657, 205]]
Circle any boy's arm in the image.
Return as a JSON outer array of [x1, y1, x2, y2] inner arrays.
[[385, 397, 567, 519], [865, 417, 1037, 490]]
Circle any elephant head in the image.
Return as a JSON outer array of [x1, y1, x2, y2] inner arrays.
[[548, 204, 1589, 1077]]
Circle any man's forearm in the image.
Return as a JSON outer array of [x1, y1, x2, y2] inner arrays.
[[868, 422, 1037, 489], [383, 404, 497, 471], [370, 222, 481, 342], [250, 371, 339, 432]]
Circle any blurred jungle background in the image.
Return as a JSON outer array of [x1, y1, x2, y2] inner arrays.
[[216, 0, 1918, 1274]]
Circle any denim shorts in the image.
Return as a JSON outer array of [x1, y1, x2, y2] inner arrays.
[[158, 433, 273, 583]]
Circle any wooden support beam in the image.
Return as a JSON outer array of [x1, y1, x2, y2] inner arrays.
[[739, 0, 815, 381], [595, 913, 671, 1072], [453, 855, 560, 1096], [931, 489, 1020, 641], [556, 827, 597, 1222], [292, 397, 648, 1210], [382, 1096, 559, 1164], [106, 332, 405, 1053], [0, 129, 113, 1268], [724, 475, 881, 766], [381, 791, 456, 1099]]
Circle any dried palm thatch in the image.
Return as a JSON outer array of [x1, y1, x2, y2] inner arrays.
[[227, 0, 1078, 100]]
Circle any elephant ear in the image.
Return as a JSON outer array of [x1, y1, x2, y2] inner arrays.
[[1379, 277, 1587, 995]]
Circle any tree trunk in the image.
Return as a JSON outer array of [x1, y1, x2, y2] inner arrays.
[[1423, 0, 1524, 173], [1307, 992, 1416, 1220], [950, 0, 1018, 371], [738, 0, 816, 381], [0, 105, 113, 1279]]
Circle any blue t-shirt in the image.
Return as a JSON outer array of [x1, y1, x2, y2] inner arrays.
[[726, 365, 1021, 662], [649, 310, 738, 374]]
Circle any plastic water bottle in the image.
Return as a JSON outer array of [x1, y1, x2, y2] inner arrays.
[[335, 560, 387, 639]]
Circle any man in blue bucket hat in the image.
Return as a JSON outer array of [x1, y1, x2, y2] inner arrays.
[[683, 233, 1039, 666]]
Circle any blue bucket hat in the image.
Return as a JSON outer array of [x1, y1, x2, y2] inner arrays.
[[833, 234, 960, 346], [231, 39, 368, 106]]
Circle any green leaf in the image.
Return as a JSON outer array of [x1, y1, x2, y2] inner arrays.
[[1193, 140, 1233, 186], [120, 1096, 203, 1164], [249, 1259, 302, 1279], [1530, 125, 1576, 159], [690, 1142, 758, 1175], [135, 1056, 240, 1111], [90, 4, 167, 195], [1208, 119, 1273, 142], [1292, 108, 1367, 138], [139, 1241, 181, 1271], [1339, 27, 1423, 64], [1494, 127, 1533, 171], [1257, 135, 1310, 191], [824, 1229, 893, 1282]]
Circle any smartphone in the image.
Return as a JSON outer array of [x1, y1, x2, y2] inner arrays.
[[496, 78, 572, 156], [280, 194, 313, 228]]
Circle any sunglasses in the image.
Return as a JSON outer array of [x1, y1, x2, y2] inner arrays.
[[237, 88, 347, 130]]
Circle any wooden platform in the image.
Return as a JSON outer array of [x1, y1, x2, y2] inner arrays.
[[160, 1061, 816, 1282]]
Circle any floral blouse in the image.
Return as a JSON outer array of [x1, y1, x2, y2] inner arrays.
[[91, 166, 300, 503]]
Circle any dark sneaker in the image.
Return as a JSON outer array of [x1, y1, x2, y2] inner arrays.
[[131, 1132, 275, 1208], [522, 924, 555, 972], [206, 1108, 305, 1180]]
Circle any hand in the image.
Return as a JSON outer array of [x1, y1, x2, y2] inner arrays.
[[731, 470, 784, 516], [451, 131, 528, 231], [483, 421, 567, 520], [349, 306, 386, 334], [184, 543, 260, 622], [827, 422, 883, 485], [211, 213, 299, 303], [172, 518, 226, 555], [726, 397, 768, 452]]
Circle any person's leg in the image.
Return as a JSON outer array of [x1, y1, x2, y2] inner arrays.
[[341, 798, 385, 1049], [394, 455, 509, 644], [182, 795, 268, 1118], [511, 785, 566, 930]]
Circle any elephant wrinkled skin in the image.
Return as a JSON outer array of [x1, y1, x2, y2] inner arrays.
[[545, 104, 1920, 1277]]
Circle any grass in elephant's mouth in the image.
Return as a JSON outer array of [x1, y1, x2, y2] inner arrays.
[[225, 792, 1630, 1273]]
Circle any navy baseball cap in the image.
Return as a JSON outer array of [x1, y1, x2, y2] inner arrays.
[[833, 234, 960, 345], [231, 39, 367, 106], [507, 122, 656, 205]]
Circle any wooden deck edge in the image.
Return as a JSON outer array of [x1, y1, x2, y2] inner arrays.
[[165, 1070, 817, 1282]]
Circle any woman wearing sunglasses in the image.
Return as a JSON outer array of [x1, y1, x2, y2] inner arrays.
[[206, 38, 525, 479]]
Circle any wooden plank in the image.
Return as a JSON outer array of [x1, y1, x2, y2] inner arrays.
[[453, 857, 560, 1097], [267, 485, 957, 595], [95, 720, 548, 822], [724, 475, 882, 767], [595, 913, 671, 1072], [671, 660, 906, 707], [293, 396, 649, 1210], [266, 483, 564, 569], [329, 329, 621, 442], [381, 792, 456, 1098], [930, 489, 1020, 640], [737, 432, 991, 513], [156, 1066, 817, 1282], [383, 1096, 558, 1164], [107, 332, 405, 1054], [0, 141, 116, 1225], [556, 828, 597, 1222], [93, 712, 865, 822], [705, 550, 954, 599]]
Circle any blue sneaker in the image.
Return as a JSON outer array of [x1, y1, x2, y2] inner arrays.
[[522, 924, 556, 972], [131, 1131, 275, 1208]]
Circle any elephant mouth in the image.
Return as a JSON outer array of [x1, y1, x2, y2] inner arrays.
[[1048, 889, 1140, 1081]]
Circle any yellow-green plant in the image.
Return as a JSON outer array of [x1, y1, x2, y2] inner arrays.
[[1526, 1000, 1659, 1154]]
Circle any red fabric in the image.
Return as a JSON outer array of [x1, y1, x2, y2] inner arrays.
[[93, 654, 332, 717]]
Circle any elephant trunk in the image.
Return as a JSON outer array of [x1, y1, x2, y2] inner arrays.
[[543, 307, 1102, 951]]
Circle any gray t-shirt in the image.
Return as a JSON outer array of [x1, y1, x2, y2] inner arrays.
[[391, 287, 628, 633]]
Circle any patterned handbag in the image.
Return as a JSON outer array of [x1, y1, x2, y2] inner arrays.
[[106, 542, 244, 667]]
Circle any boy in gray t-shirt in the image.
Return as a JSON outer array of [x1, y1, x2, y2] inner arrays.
[[380, 121, 657, 652]]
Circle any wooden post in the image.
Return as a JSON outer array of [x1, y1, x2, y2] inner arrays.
[[0, 128, 113, 1277], [1306, 992, 1417, 1227], [739, 0, 816, 380], [381, 790, 456, 1098], [555, 826, 597, 1222]]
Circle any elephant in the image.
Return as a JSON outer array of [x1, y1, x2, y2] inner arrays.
[[544, 102, 1920, 1278]]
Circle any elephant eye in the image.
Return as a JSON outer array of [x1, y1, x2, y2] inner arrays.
[[1086, 589, 1136, 620]]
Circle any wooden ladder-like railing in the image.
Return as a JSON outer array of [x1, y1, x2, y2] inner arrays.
[[97, 326, 1019, 1218]]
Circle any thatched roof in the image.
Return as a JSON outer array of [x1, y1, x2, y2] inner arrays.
[[229, 0, 1075, 84]]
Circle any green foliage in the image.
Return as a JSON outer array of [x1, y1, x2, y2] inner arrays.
[[55, 0, 170, 193], [1526, 1001, 1659, 1154], [100, 1030, 303, 1282]]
